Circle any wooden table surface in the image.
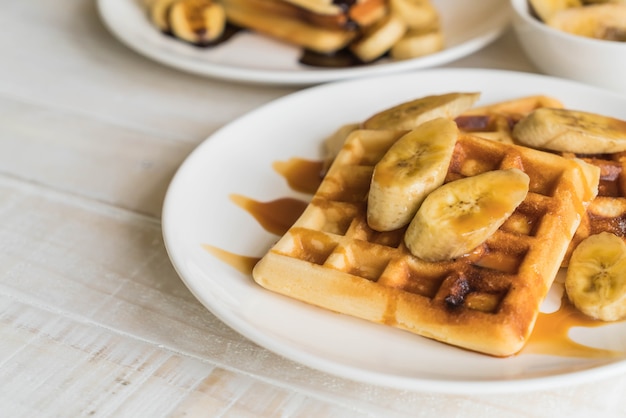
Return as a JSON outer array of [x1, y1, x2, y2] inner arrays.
[[2, 1, 626, 417]]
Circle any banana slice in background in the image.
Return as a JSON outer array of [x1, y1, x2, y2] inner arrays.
[[390, 0, 440, 29], [513, 107, 626, 153], [350, 13, 408, 63], [169, 0, 227, 45], [566, 232, 626, 321], [547, 3, 626, 41], [529, 0, 582, 22], [367, 118, 458, 232], [363, 92, 481, 130], [390, 28, 444, 60], [405, 168, 530, 262], [150, 0, 179, 32]]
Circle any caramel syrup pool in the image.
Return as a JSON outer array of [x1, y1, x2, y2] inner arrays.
[[203, 156, 625, 359], [526, 296, 623, 358], [202, 157, 319, 274]]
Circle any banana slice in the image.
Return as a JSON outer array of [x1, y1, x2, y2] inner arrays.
[[149, 0, 179, 32], [169, 0, 227, 45], [547, 4, 626, 41], [390, 0, 440, 29], [513, 107, 626, 153], [405, 168, 530, 262], [565, 232, 626, 321], [390, 28, 444, 60], [367, 118, 458, 232], [349, 13, 408, 63], [529, 0, 582, 22], [363, 92, 481, 130]]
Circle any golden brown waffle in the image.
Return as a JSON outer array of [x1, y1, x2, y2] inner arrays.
[[455, 96, 625, 264], [253, 129, 598, 356]]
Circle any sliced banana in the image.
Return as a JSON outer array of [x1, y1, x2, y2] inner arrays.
[[363, 92, 481, 130], [513, 107, 626, 153], [405, 168, 530, 262], [367, 118, 458, 232], [529, 0, 583, 22], [547, 4, 626, 41], [349, 13, 408, 63], [456, 95, 565, 144], [565, 232, 626, 321], [390, 0, 440, 29], [169, 0, 227, 45], [390, 28, 444, 60], [149, 0, 179, 32]]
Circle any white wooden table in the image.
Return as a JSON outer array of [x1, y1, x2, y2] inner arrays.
[[2, 1, 625, 417]]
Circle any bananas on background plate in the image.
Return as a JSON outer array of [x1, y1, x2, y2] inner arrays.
[[529, 0, 626, 41], [143, 0, 446, 64], [148, 0, 228, 45]]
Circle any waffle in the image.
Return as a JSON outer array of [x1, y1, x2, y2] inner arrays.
[[252, 128, 598, 356], [221, 0, 386, 53], [146, 0, 443, 61], [455, 96, 624, 264]]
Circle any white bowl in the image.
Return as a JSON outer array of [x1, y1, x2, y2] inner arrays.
[[510, 0, 626, 94]]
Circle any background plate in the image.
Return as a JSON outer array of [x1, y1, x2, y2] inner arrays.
[[97, 0, 510, 85], [162, 69, 626, 393]]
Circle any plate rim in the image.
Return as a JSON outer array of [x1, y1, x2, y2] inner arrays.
[[162, 68, 626, 394], [96, 0, 511, 85]]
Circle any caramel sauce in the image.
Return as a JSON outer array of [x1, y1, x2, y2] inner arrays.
[[524, 296, 624, 358], [202, 158, 321, 274], [202, 244, 259, 275], [272, 158, 324, 194], [230, 194, 307, 236]]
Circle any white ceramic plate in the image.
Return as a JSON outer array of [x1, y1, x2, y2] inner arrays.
[[97, 0, 510, 85], [162, 69, 626, 394]]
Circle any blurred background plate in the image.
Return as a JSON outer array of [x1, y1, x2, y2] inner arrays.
[[97, 0, 510, 85]]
